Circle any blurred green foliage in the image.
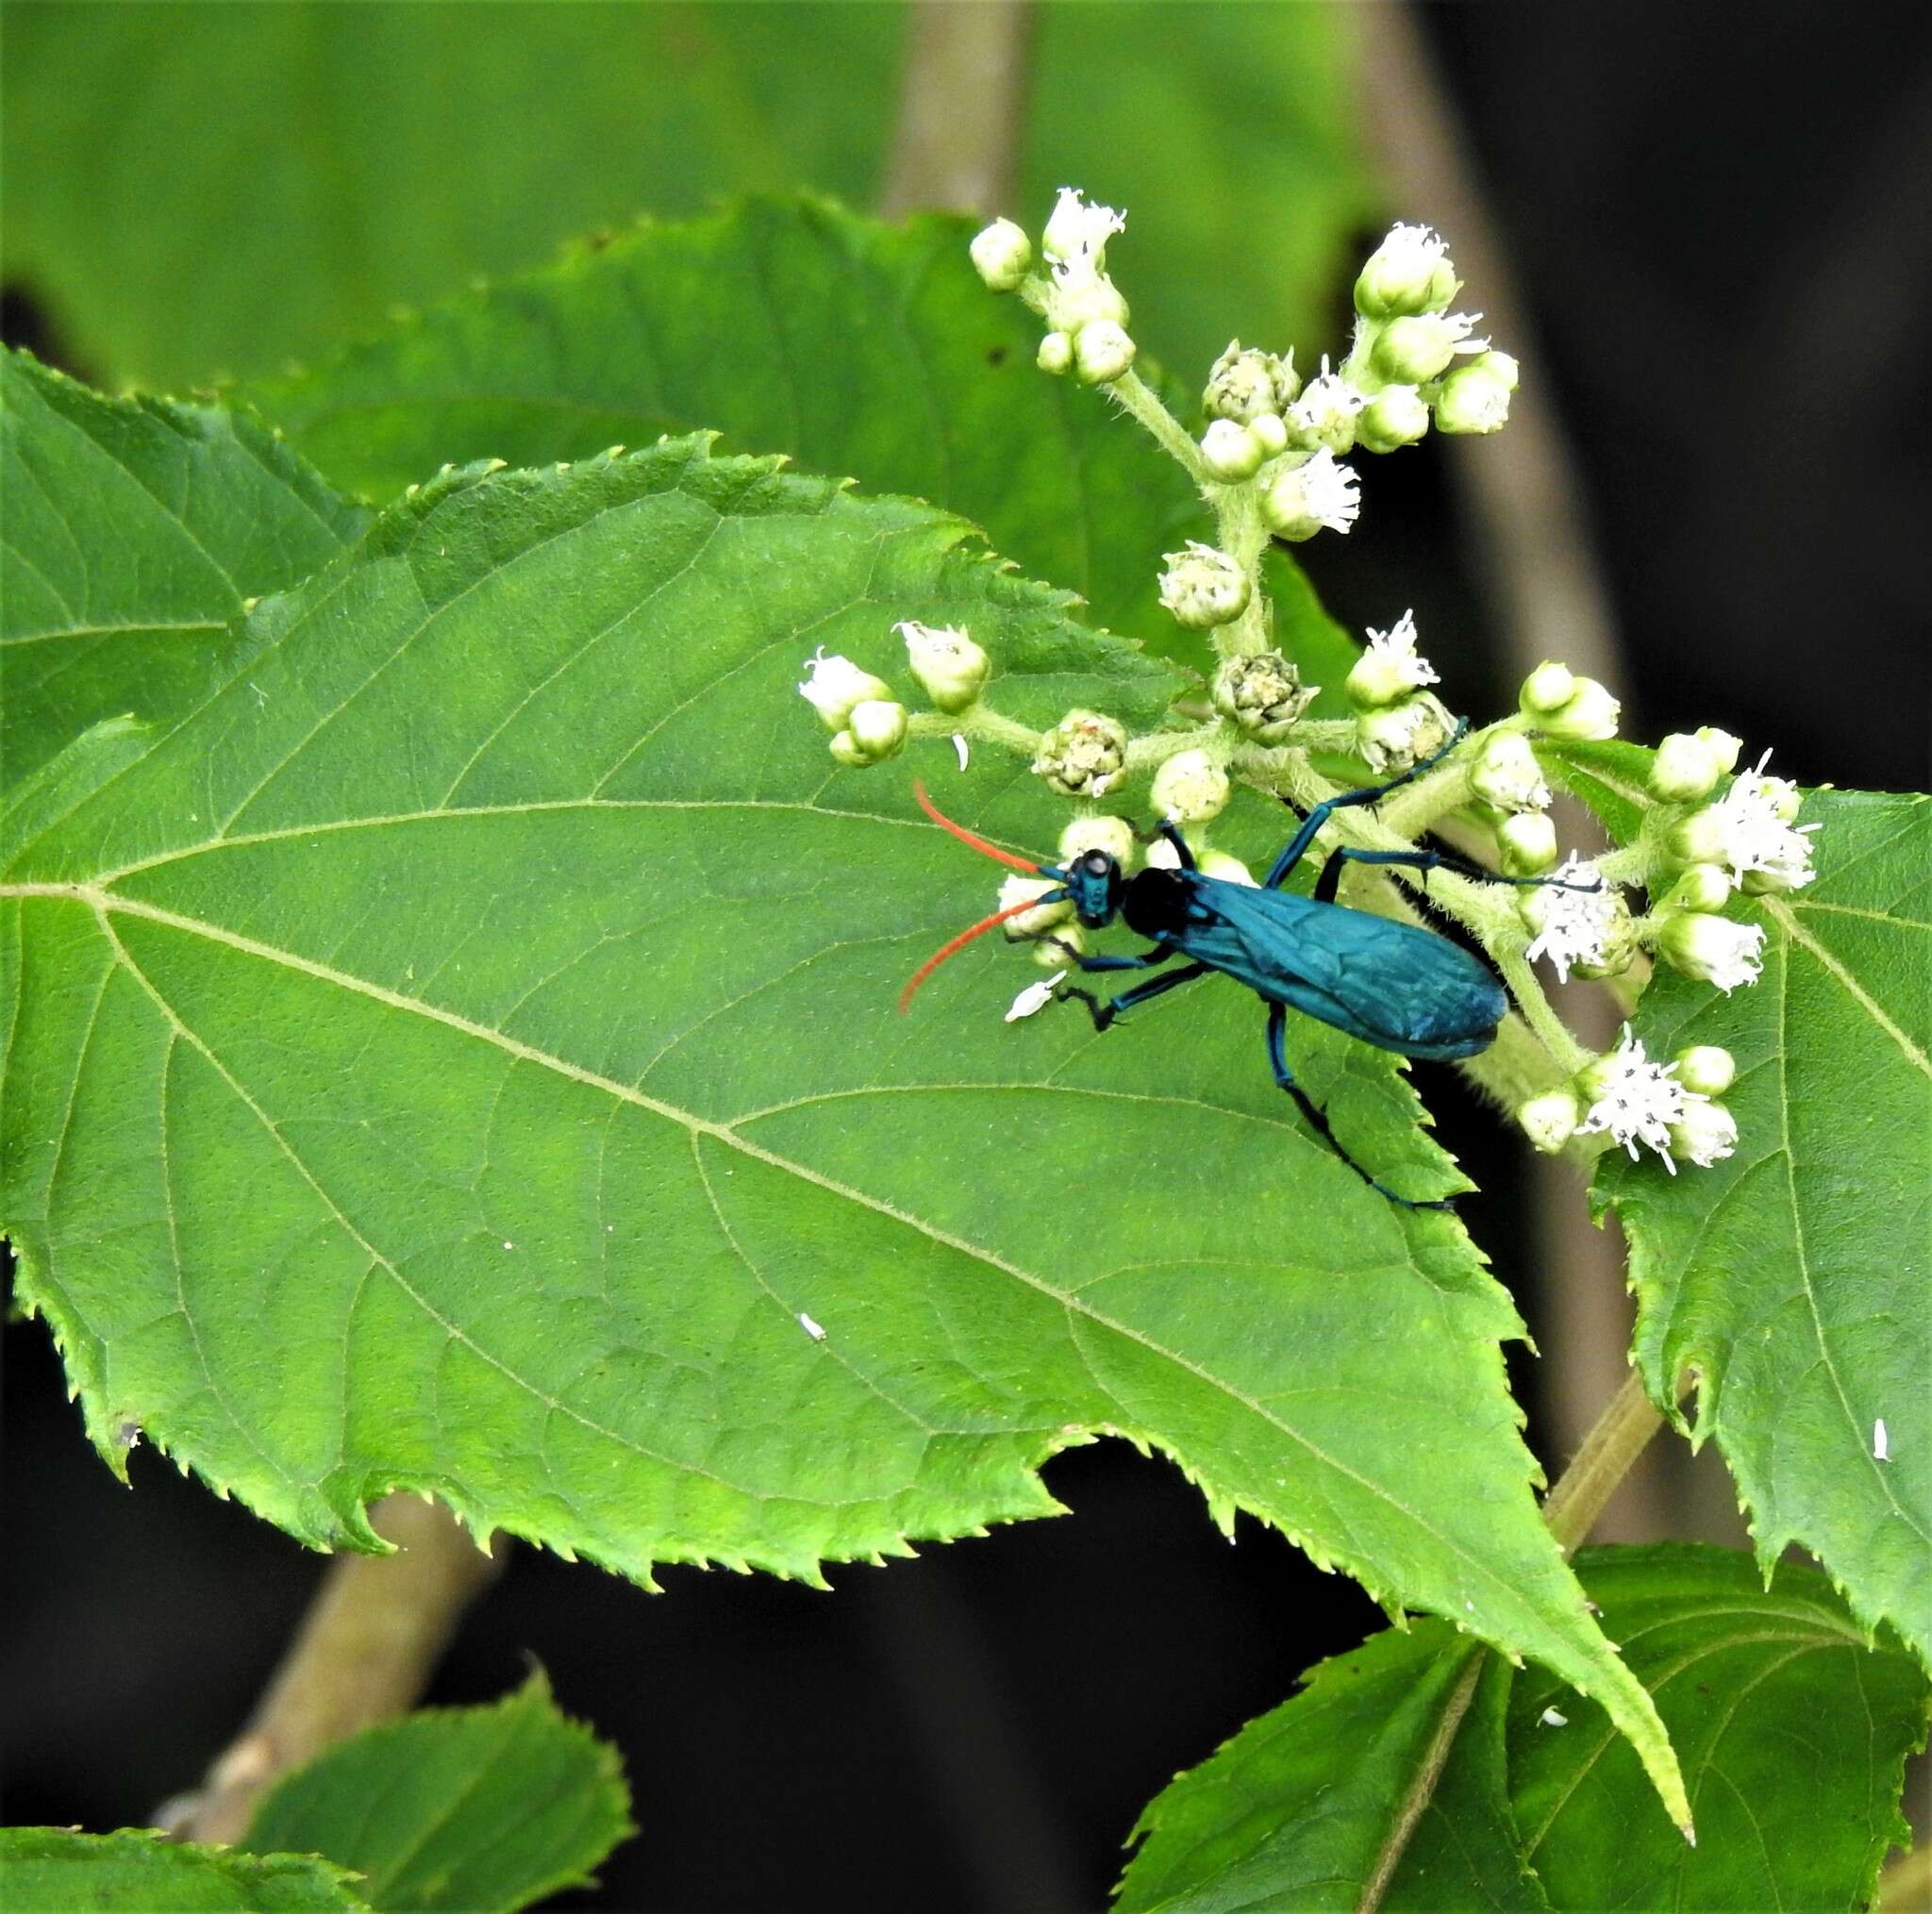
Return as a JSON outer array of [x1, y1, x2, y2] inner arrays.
[[2, 1, 1370, 398]]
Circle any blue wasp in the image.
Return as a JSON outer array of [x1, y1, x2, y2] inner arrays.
[[902, 723, 1583, 1208]]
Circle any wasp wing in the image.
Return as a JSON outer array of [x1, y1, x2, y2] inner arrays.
[[1186, 876, 1508, 1057]]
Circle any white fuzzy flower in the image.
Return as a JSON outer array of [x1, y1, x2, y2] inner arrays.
[[1577, 1029, 1704, 1171], [1670, 1098, 1740, 1170], [798, 648, 890, 731], [1261, 448, 1361, 541], [1041, 187, 1124, 270], [1366, 608, 1439, 690], [897, 620, 989, 712], [1657, 912, 1767, 992], [1523, 856, 1624, 982], [1288, 355, 1367, 448], [1706, 752, 1820, 890]]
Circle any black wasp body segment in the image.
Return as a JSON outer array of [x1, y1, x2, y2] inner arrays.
[[905, 722, 1587, 1209]]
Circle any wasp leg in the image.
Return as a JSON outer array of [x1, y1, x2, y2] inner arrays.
[[1030, 935, 1179, 974], [1263, 719, 1472, 889], [1311, 844, 1605, 907], [1060, 962, 1211, 1032], [1265, 1005, 1453, 1210]]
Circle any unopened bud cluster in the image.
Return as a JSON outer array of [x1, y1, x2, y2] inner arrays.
[[1344, 610, 1456, 774], [973, 188, 1138, 388]]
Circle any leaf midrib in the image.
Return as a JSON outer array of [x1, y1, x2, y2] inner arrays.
[[8, 876, 1567, 1632]]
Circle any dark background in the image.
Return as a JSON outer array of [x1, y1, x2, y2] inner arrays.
[[5, 5, 1927, 1909]]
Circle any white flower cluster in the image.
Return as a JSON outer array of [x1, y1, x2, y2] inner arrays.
[[1344, 610, 1454, 773], [1522, 856, 1632, 982], [972, 189, 1138, 387]]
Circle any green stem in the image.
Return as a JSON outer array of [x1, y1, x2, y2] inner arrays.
[[908, 705, 1041, 755], [1541, 1368, 1682, 1555], [1493, 945, 1593, 1075], [1108, 369, 1214, 488]]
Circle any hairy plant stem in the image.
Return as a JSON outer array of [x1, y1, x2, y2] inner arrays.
[[908, 704, 1041, 756], [162, 1495, 502, 1844], [1541, 1367, 1685, 1554], [1107, 368, 1213, 487]]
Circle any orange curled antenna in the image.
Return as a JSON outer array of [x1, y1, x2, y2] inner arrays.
[[900, 896, 1064, 1014], [912, 780, 1045, 874]]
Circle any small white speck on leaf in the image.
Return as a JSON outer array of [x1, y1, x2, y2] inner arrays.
[[1465, 1601, 1474, 1612], [953, 733, 970, 771], [1540, 1706, 1569, 1727], [799, 1312, 826, 1341], [1006, 974, 1064, 1023], [502, 1240, 514, 1251], [1874, 1418, 1890, 1461]]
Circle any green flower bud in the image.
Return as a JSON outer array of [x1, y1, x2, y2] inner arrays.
[[1371, 312, 1482, 385], [969, 217, 1032, 291], [798, 649, 892, 731], [1658, 862, 1735, 914], [1497, 810, 1559, 875], [1249, 411, 1291, 457], [1345, 649, 1418, 711], [1674, 1044, 1737, 1097], [1474, 350, 1519, 391], [1470, 731, 1551, 813], [1259, 450, 1361, 541], [1433, 362, 1512, 436], [1074, 320, 1137, 386], [1203, 341, 1295, 422], [1211, 650, 1316, 742], [1197, 850, 1257, 887], [1150, 748, 1231, 824], [1356, 384, 1430, 453], [1519, 660, 1576, 720], [1158, 541, 1250, 628], [1650, 731, 1726, 804], [828, 730, 869, 769], [897, 620, 990, 713], [1695, 725, 1744, 774], [1670, 1098, 1740, 1169], [1037, 330, 1074, 375], [1666, 807, 1731, 869], [1142, 835, 1184, 871], [1198, 419, 1265, 482], [1354, 224, 1458, 319], [1357, 692, 1456, 774], [844, 698, 908, 763], [1052, 274, 1129, 334], [1518, 1088, 1582, 1154], [1032, 708, 1128, 797], [1656, 910, 1766, 991], [1522, 671, 1621, 741], [1058, 816, 1136, 868]]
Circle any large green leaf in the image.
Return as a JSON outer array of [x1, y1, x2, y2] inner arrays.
[[1118, 1545, 1928, 1913], [242, 1675, 632, 1913], [0, 2, 897, 391], [0, 434, 1682, 1824], [240, 198, 1208, 658], [1596, 790, 1932, 1666], [1510, 1546, 1928, 1912], [0, 1828, 364, 1912], [0, 351, 365, 781], [1117, 1623, 1548, 1913]]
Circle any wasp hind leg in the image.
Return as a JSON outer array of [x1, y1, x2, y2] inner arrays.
[[1265, 1005, 1453, 1211], [1311, 843, 1601, 907], [1059, 961, 1211, 1032]]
